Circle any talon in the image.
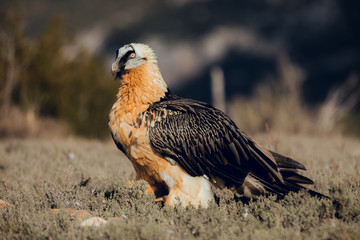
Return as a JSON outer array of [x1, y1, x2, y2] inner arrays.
[[153, 196, 166, 203]]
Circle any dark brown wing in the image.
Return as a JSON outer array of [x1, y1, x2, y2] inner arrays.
[[148, 96, 284, 188], [270, 151, 314, 185]]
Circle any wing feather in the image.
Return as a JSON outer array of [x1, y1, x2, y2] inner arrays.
[[145, 95, 321, 197], [111, 89, 321, 198], [148, 97, 279, 187]]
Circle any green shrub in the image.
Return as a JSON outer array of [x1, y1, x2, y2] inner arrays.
[[1, 10, 118, 138]]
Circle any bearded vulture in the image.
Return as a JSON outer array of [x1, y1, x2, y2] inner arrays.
[[108, 43, 326, 207]]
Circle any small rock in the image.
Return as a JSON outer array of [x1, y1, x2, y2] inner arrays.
[[80, 217, 108, 227], [242, 208, 249, 218], [68, 152, 75, 160]]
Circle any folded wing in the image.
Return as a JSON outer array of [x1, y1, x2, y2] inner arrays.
[[148, 97, 286, 190]]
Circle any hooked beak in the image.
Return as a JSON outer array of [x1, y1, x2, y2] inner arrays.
[[111, 69, 120, 79], [111, 70, 117, 78], [111, 61, 123, 80]]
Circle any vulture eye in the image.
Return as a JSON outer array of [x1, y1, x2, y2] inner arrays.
[[129, 53, 136, 59]]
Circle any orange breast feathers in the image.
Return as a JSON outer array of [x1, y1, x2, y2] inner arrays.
[[109, 58, 213, 207], [108, 58, 168, 157], [112, 61, 168, 123], [108, 57, 169, 197], [108, 58, 167, 163]]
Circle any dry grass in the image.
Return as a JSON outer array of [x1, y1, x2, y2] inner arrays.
[[0, 106, 70, 139], [0, 134, 359, 239], [228, 55, 359, 136]]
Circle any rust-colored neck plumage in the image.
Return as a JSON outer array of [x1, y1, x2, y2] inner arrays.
[[113, 61, 168, 122]]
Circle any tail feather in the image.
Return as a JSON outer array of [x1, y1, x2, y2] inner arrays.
[[243, 137, 329, 200], [280, 171, 314, 185], [270, 150, 316, 186], [270, 150, 306, 170], [247, 173, 298, 197], [249, 173, 329, 199], [306, 188, 331, 199], [246, 149, 329, 199]]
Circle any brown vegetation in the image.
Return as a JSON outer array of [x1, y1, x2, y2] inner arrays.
[[0, 135, 359, 239]]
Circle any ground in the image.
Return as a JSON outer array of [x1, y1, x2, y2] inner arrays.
[[0, 134, 359, 239]]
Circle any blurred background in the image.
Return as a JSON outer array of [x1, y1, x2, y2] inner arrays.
[[0, 0, 359, 139]]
